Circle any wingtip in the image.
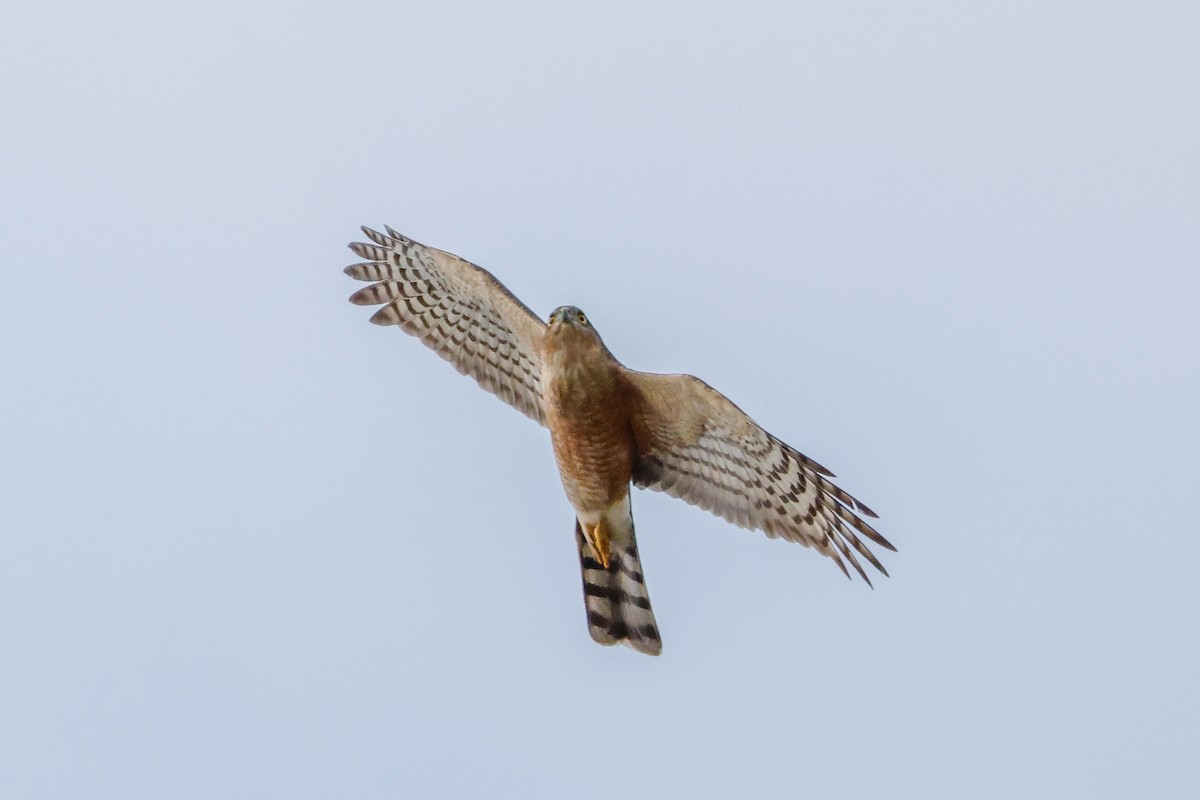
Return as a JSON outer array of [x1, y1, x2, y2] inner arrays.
[[360, 225, 389, 245], [830, 551, 851, 581]]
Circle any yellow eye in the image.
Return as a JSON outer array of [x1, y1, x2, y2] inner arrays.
[[577, 312, 588, 326]]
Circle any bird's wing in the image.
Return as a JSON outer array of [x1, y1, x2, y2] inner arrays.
[[623, 369, 894, 583], [345, 227, 547, 425]]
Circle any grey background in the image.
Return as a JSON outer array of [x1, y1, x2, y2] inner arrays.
[[3, 1, 1197, 797]]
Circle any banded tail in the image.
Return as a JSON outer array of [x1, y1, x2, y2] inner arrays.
[[575, 503, 661, 656]]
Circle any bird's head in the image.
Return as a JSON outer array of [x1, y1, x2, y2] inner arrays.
[[548, 305, 592, 329], [545, 305, 607, 355]]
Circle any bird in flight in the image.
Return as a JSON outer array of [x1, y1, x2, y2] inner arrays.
[[344, 227, 894, 655]]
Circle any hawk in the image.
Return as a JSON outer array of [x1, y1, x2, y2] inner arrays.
[[344, 227, 894, 655]]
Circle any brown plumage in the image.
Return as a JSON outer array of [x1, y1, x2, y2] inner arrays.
[[344, 227, 895, 656], [542, 309, 633, 507]]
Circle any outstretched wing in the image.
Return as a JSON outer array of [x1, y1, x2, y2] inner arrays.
[[344, 227, 548, 425], [624, 370, 895, 584]]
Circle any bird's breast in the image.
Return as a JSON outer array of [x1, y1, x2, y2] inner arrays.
[[541, 357, 634, 513]]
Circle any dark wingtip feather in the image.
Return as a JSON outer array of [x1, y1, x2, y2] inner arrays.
[[872, 531, 898, 552], [831, 530, 873, 586], [368, 303, 402, 326], [839, 508, 896, 552], [851, 535, 889, 577], [360, 225, 389, 245], [828, 546, 851, 581]]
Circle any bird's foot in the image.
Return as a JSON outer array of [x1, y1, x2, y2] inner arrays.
[[585, 521, 611, 569]]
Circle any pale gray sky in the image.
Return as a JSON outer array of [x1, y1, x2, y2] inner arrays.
[[2, 1, 1198, 797]]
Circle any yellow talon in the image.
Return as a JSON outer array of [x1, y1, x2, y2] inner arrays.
[[587, 521, 611, 569]]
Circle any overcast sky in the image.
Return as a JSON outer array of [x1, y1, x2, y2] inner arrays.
[[2, 1, 1198, 798]]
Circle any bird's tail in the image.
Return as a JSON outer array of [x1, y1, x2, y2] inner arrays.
[[575, 497, 661, 656]]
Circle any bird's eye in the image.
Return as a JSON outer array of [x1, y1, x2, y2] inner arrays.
[[577, 312, 588, 326]]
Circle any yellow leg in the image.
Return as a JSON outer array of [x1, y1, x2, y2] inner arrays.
[[585, 520, 611, 569]]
